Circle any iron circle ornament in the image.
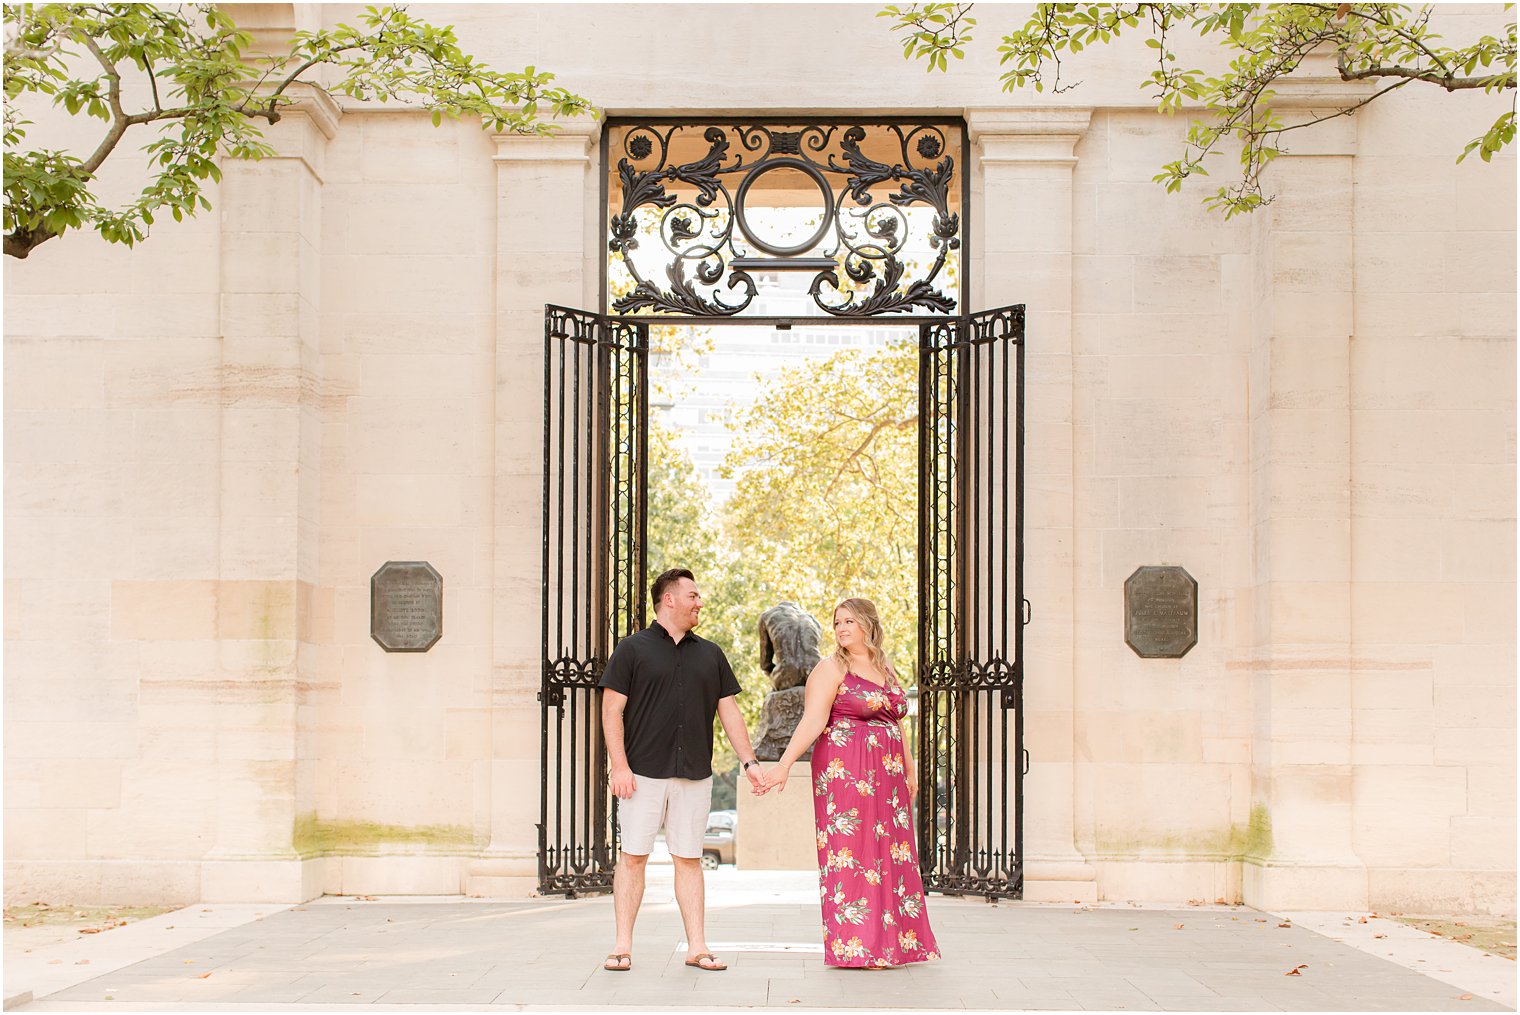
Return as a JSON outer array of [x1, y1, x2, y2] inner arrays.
[[732, 158, 836, 257], [604, 119, 966, 319]]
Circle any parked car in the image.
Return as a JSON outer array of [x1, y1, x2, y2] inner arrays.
[[702, 809, 737, 869]]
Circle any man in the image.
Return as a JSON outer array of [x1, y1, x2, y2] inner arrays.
[[599, 567, 767, 973]]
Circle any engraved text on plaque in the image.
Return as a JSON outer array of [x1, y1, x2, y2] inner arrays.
[[1124, 565, 1197, 659], [371, 561, 443, 652]]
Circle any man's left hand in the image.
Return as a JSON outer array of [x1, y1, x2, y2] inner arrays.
[[744, 762, 769, 796]]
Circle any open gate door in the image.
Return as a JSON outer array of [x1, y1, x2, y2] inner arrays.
[[539, 305, 648, 897], [918, 305, 1027, 899]]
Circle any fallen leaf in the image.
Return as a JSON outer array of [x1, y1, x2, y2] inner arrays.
[[48, 959, 62, 965], [1459, 995, 1473, 1001], [1278, 922, 1292, 928], [1215, 898, 1226, 905], [1174, 923, 1185, 930], [1285, 964, 1307, 976], [75, 959, 90, 965], [201, 908, 211, 913], [196, 972, 212, 980], [788, 1001, 800, 1006], [1358, 916, 1368, 924], [1255, 917, 1268, 923], [1129, 927, 1139, 931], [79, 927, 102, 935], [1456, 922, 1467, 927], [165, 926, 174, 930], [1374, 934, 1387, 939]]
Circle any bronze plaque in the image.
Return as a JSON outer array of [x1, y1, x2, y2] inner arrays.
[[371, 561, 442, 652], [1124, 566, 1197, 659]]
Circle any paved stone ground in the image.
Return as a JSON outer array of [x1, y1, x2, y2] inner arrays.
[[8, 871, 1514, 1012]]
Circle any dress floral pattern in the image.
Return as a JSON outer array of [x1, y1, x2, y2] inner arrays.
[[811, 672, 940, 967]]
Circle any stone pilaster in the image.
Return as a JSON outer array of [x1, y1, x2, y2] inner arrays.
[[969, 108, 1097, 901], [1244, 72, 1368, 909], [199, 87, 337, 903], [468, 120, 601, 896]]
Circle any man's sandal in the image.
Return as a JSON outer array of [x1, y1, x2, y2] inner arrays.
[[684, 953, 727, 971], [604, 953, 631, 972]]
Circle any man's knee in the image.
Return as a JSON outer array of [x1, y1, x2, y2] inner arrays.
[[618, 851, 650, 870]]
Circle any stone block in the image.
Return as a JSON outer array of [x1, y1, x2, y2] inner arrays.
[[1366, 866, 1473, 913], [1353, 765, 1466, 865], [200, 859, 317, 903], [1441, 519, 1515, 582], [1444, 231, 1516, 295], [3, 808, 89, 861], [1434, 683, 1515, 730], [734, 766, 817, 871], [1245, 862, 1368, 911], [1350, 462, 1448, 519], [334, 856, 466, 895], [1133, 256, 1221, 313], [1353, 241, 1442, 294], [1271, 233, 1352, 294], [1076, 712, 1204, 765], [339, 183, 494, 258], [1072, 255, 1133, 313], [1434, 726, 1515, 767], [112, 581, 217, 641], [1096, 859, 1240, 904], [1466, 766, 1517, 817], [1355, 159, 1456, 233], [1351, 582, 1464, 644], [1450, 816, 1515, 870]]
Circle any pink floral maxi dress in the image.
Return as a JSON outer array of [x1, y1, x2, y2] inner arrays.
[[810, 672, 941, 967]]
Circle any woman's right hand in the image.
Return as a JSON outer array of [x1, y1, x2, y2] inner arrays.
[[762, 762, 792, 793]]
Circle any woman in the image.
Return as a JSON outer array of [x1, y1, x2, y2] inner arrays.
[[761, 597, 940, 968]]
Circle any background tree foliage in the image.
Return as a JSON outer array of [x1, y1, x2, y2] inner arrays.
[[3, 3, 592, 257], [882, 3, 1517, 215], [647, 338, 920, 808], [722, 341, 921, 679]]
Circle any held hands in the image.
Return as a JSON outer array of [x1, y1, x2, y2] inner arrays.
[[906, 765, 919, 799], [759, 762, 792, 794], [609, 763, 636, 800], [743, 761, 771, 797]]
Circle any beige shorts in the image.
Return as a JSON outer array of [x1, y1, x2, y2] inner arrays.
[[617, 774, 714, 859]]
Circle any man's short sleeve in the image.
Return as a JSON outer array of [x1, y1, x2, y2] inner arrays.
[[599, 640, 634, 694], [716, 648, 742, 699]]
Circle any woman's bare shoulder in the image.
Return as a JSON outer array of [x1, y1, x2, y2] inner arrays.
[[808, 656, 846, 688]]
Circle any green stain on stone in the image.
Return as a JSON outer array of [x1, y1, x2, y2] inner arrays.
[[1243, 802, 1273, 859], [292, 814, 475, 856], [1092, 803, 1272, 862]]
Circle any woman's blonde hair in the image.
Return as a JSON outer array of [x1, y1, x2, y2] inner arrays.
[[831, 597, 897, 685]]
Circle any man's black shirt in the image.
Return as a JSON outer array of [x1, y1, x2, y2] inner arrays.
[[598, 622, 742, 780]]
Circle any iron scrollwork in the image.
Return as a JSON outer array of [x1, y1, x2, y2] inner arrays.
[[606, 121, 963, 319]]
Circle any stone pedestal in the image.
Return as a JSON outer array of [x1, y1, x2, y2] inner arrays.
[[735, 767, 818, 871]]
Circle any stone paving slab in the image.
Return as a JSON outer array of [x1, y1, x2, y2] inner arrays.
[[9, 870, 1514, 1012]]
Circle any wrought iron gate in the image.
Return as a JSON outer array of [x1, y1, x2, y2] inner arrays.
[[539, 305, 648, 897], [918, 305, 1026, 899]]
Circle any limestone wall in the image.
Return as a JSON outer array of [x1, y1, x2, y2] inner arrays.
[[3, 3, 1513, 912]]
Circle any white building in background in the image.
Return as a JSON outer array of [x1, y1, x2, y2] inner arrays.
[[2, 4, 1514, 915]]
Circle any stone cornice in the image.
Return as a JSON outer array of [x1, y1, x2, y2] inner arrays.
[[279, 82, 343, 141], [493, 118, 601, 164], [968, 107, 1094, 165]]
